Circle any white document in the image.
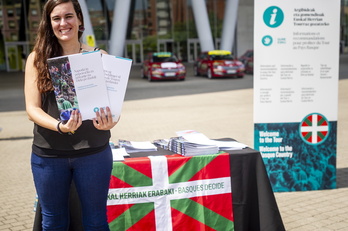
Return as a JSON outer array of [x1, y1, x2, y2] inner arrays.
[[111, 148, 126, 161], [48, 51, 133, 122], [130, 141, 157, 150], [118, 140, 158, 153], [210, 140, 247, 150], [176, 130, 215, 145], [48, 51, 110, 121], [176, 130, 247, 150], [102, 54, 132, 122]]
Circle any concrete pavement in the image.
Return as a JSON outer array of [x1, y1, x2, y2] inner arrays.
[[0, 70, 347, 230]]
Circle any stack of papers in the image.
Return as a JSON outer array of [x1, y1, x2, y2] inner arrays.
[[176, 130, 214, 144], [176, 130, 247, 151], [210, 140, 247, 150], [118, 140, 158, 153], [153, 139, 169, 149], [167, 137, 219, 156], [113, 130, 247, 158]]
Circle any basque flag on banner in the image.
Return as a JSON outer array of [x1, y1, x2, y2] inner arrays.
[[107, 153, 234, 231], [300, 113, 329, 144]]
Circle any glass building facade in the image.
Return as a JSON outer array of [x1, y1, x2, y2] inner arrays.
[[0, 0, 347, 71], [85, 0, 228, 64]]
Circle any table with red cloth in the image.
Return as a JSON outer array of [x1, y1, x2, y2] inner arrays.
[[33, 140, 285, 231]]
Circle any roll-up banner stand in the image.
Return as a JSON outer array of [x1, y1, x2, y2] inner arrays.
[[254, 0, 340, 192]]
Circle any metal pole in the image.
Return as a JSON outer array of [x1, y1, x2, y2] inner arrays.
[[220, 0, 239, 52], [109, 0, 132, 56], [191, 0, 215, 52], [78, 0, 97, 47]]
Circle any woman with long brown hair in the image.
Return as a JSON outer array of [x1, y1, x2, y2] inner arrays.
[[24, 0, 116, 230]]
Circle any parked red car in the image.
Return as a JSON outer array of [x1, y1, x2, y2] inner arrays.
[[142, 52, 186, 81], [239, 49, 253, 74], [194, 50, 244, 78]]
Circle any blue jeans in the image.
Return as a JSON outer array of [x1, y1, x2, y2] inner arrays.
[[31, 146, 113, 231]]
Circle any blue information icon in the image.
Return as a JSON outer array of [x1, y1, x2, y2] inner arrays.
[[263, 6, 284, 28], [262, 35, 273, 46]]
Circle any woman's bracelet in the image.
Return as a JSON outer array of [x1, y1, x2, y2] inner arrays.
[[57, 121, 75, 135], [57, 121, 66, 135]]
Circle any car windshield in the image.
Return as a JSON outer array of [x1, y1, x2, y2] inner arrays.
[[152, 54, 178, 62], [245, 51, 253, 57], [210, 54, 234, 61]]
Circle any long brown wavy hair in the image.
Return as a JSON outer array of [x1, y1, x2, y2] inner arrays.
[[33, 0, 84, 93]]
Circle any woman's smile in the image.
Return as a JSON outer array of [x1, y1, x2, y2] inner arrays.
[[60, 28, 72, 35]]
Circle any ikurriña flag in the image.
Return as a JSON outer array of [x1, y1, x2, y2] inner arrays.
[[107, 153, 234, 230], [300, 113, 329, 144]]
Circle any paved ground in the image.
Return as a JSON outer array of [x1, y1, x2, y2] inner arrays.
[[0, 69, 347, 230]]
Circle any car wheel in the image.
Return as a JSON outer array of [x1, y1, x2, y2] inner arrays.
[[207, 69, 213, 79], [141, 68, 146, 78], [245, 62, 250, 74], [147, 71, 152, 82], [194, 66, 199, 76]]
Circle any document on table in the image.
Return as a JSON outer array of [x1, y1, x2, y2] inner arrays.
[[111, 148, 127, 161], [118, 140, 158, 153], [176, 130, 248, 150]]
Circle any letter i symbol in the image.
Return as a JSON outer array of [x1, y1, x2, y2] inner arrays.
[[263, 6, 283, 28], [270, 9, 278, 25]]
